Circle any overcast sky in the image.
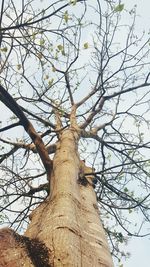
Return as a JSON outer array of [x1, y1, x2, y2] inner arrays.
[[0, 1, 149, 266], [120, 2, 150, 267]]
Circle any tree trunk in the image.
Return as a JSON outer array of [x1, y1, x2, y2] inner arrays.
[[0, 128, 114, 267]]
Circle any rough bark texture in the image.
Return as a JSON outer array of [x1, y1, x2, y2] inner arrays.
[[0, 128, 114, 267]]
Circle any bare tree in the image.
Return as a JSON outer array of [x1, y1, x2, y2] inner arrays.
[[0, 0, 150, 266]]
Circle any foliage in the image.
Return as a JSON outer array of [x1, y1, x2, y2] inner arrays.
[[114, 3, 124, 12], [0, 0, 150, 263]]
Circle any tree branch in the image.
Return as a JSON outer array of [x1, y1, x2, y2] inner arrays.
[[0, 84, 53, 179], [105, 82, 150, 100], [0, 122, 20, 132]]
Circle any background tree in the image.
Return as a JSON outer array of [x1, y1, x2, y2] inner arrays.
[[0, 0, 150, 266]]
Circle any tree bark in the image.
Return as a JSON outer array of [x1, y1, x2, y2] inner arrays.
[[0, 128, 114, 267]]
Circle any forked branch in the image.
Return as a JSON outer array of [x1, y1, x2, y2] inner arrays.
[[0, 84, 53, 179]]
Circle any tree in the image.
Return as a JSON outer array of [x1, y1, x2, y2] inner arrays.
[[0, 0, 150, 266]]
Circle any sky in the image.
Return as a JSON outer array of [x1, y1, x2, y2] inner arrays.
[[118, 2, 150, 267], [80, 1, 150, 265], [0, 1, 150, 266]]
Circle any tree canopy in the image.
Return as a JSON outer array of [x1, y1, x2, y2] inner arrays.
[[0, 0, 150, 264]]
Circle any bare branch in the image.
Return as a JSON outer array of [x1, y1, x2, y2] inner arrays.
[[0, 84, 52, 179]]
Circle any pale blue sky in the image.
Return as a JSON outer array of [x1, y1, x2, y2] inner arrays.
[[0, 1, 149, 266], [119, 2, 150, 267]]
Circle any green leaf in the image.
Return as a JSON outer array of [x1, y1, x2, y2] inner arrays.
[[17, 64, 21, 70], [0, 47, 8, 52], [114, 4, 124, 12], [70, 0, 77, 5], [40, 38, 45, 46], [48, 78, 54, 86], [57, 45, 65, 56], [44, 75, 49, 80], [32, 32, 36, 40], [52, 66, 56, 72], [124, 187, 128, 192], [57, 44, 63, 51], [83, 42, 89, 49], [61, 50, 65, 56], [27, 17, 32, 22], [63, 11, 69, 23]]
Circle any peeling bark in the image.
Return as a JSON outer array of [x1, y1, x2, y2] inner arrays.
[[0, 228, 33, 267]]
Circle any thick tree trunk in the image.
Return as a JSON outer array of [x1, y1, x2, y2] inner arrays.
[[0, 128, 114, 267]]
